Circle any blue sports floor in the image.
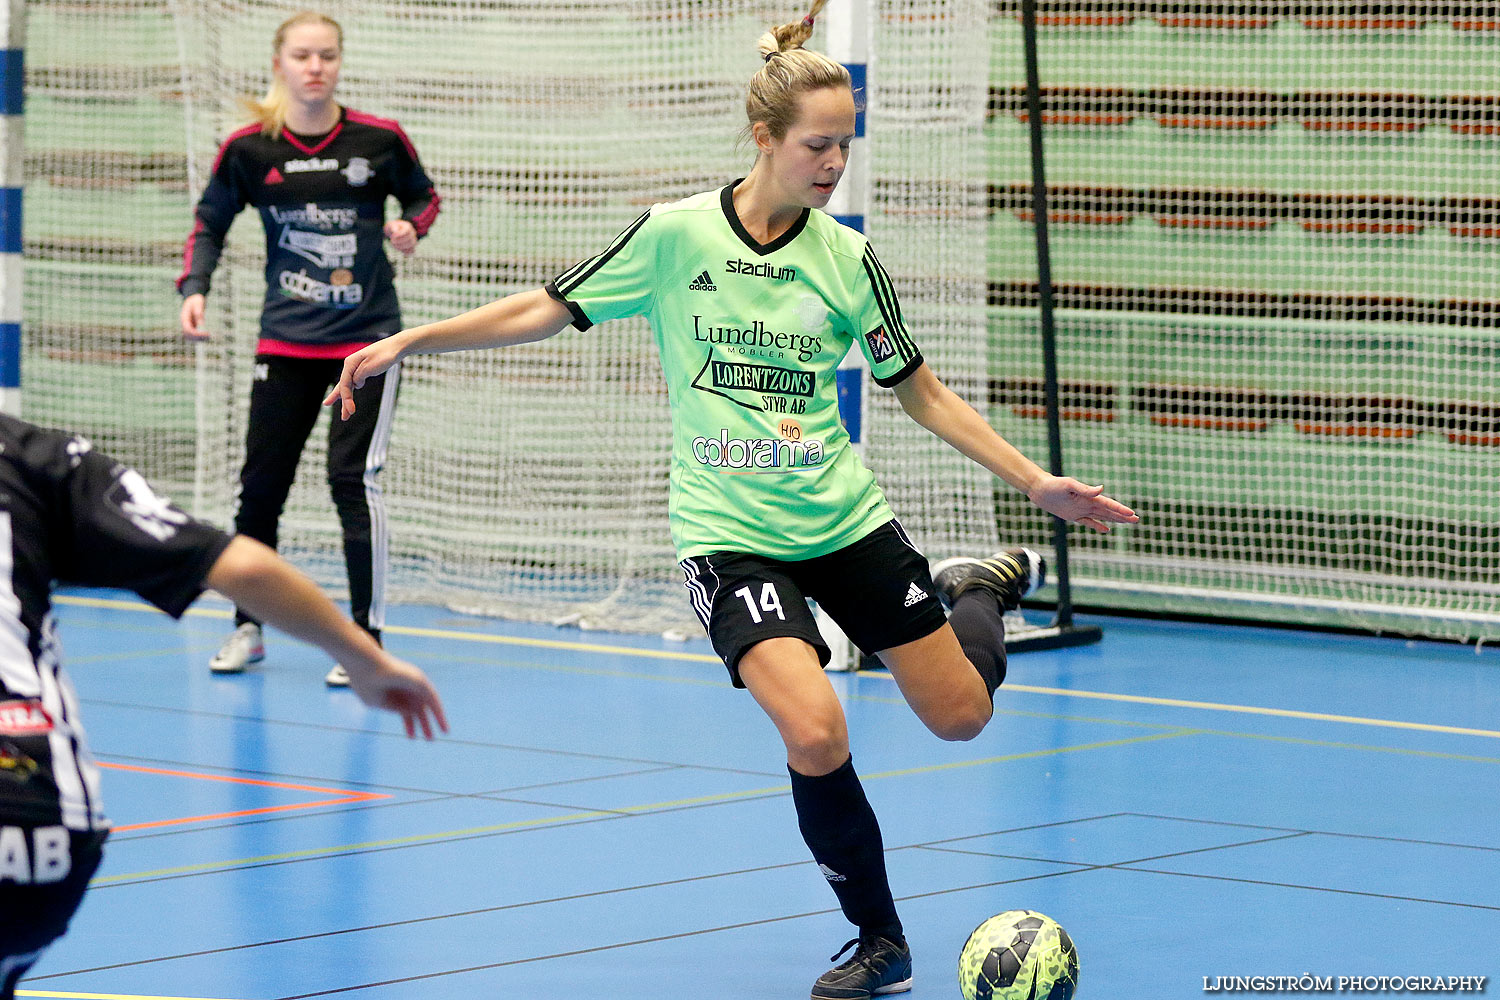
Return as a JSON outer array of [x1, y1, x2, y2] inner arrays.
[[22, 591, 1500, 999]]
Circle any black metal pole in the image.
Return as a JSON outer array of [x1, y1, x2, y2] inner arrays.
[[1020, 0, 1075, 630]]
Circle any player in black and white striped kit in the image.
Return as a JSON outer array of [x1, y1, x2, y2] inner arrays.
[[0, 414, 446, 998], [177, 12, 440, 685]]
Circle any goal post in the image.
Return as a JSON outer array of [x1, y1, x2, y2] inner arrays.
[[0, 0, 21, 417], [1003, 0, 1103, 653]]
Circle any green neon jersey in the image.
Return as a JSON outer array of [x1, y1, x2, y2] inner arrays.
[[545, 181, 923, 561]]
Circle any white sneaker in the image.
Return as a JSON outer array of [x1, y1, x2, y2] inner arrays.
[[209, 623, 264, 674], [324, 663, 351, 687]]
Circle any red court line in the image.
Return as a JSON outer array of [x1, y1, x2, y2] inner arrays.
[[98, 761, 390, 832]]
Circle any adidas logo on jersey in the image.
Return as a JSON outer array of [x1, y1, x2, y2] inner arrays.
[[903, 582, 928, 607], [687, 270, 717, 291], [818, 863, 847, 882], [264, 167, 285, 185]]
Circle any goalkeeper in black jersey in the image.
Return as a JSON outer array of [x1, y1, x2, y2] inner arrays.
[[0, 414, 446, 999], [176, 12, 441, 686]]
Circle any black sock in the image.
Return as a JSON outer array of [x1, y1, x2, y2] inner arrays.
[[788, 756, 903, 942], [949, 589, 1008, 698]]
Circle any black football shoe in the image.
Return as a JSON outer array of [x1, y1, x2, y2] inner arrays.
[[810, 934, 913, 999], [930, 547, 1045, 611]]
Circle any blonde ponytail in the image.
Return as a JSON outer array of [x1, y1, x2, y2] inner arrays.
[[744, 1, 851, 144], [242, 78, 290, 141], [755, 0, 830, 61], [243, 11, 342, 139]]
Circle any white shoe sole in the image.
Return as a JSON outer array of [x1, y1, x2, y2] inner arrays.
[[811, 976, 912, 1000], [209, 650, 264, 674]]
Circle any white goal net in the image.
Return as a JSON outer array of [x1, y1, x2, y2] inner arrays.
[[21, 1, 1498, 642]]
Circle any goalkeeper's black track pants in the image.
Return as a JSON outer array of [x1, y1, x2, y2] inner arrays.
[[231, 353, 401, 639]]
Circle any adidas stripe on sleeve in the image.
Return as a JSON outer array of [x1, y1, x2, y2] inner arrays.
[[854, 244, 922, 387], [545, 210, 657, 331]]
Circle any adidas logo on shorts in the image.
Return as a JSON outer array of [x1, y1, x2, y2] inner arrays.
[[903, 582, 928, 607], [687, 270, 717, 291]]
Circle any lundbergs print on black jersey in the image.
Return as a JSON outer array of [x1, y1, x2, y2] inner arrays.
[[177, 107, 440, 347]]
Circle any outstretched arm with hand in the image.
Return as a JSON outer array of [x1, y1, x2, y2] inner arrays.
[[324, 288, 574, 420], [892, 363, 1138, 532], [204, 536, 448, 739]]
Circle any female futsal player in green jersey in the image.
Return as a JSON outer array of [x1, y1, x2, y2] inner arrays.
[[326, 3, 1136, 995]]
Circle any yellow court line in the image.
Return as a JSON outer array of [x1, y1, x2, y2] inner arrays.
[[56, 595, 207, 614], [1002, 683, 1500, 740], [1193, 728, 1500, 766], [389, 623, 721, 663], [18, 992, 246, 1000], [866, 729, 1198, 780], [618, 730, 1194, 811], [54, 594, 722, 664], [33, 734, 1189, 998], [91, 808, 613, 883], [97, 730, 1172, 883], [69, 646, 213, 667], [56, 593, 1500, 738]]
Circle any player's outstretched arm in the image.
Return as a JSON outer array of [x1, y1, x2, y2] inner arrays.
[[891, 362, 1139, 533], [324, 288, 573, 420], [204, 536, 449, 738]]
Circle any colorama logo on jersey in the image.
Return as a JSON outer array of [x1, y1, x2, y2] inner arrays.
[[0, 701, 54, 736], [687, 270, 717, 291], [691, 429, 825, 471]]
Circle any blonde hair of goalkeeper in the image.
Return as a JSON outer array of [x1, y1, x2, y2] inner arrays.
[[244, 11, 343, 140]]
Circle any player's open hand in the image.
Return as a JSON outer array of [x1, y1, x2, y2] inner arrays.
[[180, 294, 209, 341], [384, 219, 418, 256], [344, 654, 449, 740], [323, 336, 406, 420], [1028, 475, 1139, 533]]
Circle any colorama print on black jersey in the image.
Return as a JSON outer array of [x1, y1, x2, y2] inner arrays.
[[178, 107, 440, 348]]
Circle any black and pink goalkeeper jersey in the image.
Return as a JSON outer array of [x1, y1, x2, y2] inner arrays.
[[177, 106, 440, 354]]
